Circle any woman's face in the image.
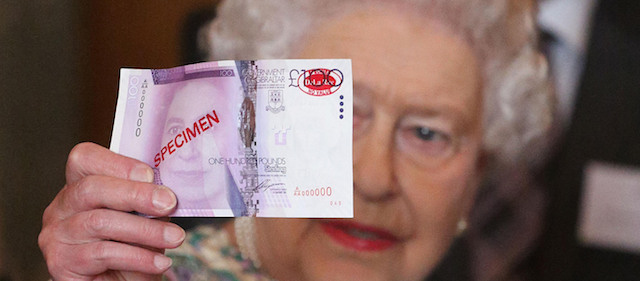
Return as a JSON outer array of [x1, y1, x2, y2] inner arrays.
[[159, 82, 230, 208], [253, 8, 484, 281]]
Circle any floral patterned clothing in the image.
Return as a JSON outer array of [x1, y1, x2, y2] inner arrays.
[[163, 225, 275, 281]]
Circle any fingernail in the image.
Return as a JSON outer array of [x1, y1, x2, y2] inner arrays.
[[154, 254, 172, 270], [152, 186, 176, 211], [164, 225, 185, 244], [130, 165, 153, 183]]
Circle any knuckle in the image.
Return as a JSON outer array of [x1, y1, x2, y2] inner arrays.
[[37, 227, 51, 251], [42, 186, 69, 224], [67, 143, 91, 169], [84, 210, 112, 236], [139, 219, 161, 241], [72, 176, 99, 207], [74, 176, 96, 197], [44, 255, 63, 278], [126, 247, 158, 273], [129, 182, 152, 206], [88, 241, 114, 266], [90, 241, 108, 261], [41, 202, 55, 226], [39, 222, 66, 258], [68, 243, 106, 275], [42, 241, 66, 277]]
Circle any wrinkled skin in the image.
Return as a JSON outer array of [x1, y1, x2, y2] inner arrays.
[[38, 143, 185, 280]]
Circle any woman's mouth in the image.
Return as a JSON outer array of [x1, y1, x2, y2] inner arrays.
[[168, 169, 206, 183], [172, 169, 204, 176], [320, 220, 399, 251]]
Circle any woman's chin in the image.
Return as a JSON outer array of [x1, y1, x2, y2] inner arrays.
[[297, 260, 400, 281], [295, 225, 410, 281]]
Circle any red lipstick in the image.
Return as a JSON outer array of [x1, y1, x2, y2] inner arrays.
[[321, 221, 399, 251]]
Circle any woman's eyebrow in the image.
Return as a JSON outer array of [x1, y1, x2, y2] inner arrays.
[[355, 81, 462, 120], [353, 81, 373, 94], [166, 117, 185, 124], [405, 102, 472, 134]]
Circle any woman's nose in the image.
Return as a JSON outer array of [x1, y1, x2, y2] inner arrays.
[[178, 138, 200, 160], [353, 124, 399, 201]]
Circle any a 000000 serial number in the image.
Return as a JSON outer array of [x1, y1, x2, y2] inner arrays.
[[126, 76, 148, 137], [293, 186, 332, 197]]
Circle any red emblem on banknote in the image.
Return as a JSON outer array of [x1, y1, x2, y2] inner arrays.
[[297, 68, 343, 96]]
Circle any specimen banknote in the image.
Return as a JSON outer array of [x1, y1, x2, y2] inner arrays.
[[110, 59, 353, 217]]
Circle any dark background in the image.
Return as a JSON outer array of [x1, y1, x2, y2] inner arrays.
[[2, 1, 639, 281], [0, 1, 218, 280]]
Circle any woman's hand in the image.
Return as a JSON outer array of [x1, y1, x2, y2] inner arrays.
[[39, 142, 185, 281]]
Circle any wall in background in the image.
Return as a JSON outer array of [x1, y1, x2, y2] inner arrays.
[[0, 1, 217, 280], [0, 1, 81, 280], [81, 0, 217, 146]]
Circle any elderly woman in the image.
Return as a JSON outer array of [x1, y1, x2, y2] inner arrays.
[[38, 0, 551, 280]]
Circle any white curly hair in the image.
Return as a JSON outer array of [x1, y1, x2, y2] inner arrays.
[[202, 0, 553, 173]]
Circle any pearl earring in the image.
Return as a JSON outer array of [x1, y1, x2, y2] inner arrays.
[[456, 218, 468, 236], [234, 216, 261, 268]]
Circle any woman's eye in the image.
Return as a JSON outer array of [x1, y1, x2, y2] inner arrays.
[[398, 126, 454, 163], [414, 127, 438, 141], [167, 126, 181, 136], [413, 127, 450, 143]]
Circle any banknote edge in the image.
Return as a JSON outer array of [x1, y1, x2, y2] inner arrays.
[[109, 68, 133, 152]]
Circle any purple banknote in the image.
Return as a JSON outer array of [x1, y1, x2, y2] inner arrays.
[[110, 60, 353, 217]]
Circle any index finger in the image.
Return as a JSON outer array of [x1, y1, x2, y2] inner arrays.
[[66, 142, 153, 184]]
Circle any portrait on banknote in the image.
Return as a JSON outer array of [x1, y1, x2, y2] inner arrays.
[[154, 79, 245, 215]]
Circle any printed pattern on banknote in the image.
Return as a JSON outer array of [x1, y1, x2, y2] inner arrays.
[[110, 59, 353, 218]]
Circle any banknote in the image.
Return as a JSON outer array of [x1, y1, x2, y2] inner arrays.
[[110, 59, 353, 218]]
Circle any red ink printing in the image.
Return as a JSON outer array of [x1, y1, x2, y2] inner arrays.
[[297, 68, 343, 96], [154, 109, 219, 167]]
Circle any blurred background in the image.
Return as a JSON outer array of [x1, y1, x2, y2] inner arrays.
[[0, 1, 218, 280], [1, 1, 639, 281]]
